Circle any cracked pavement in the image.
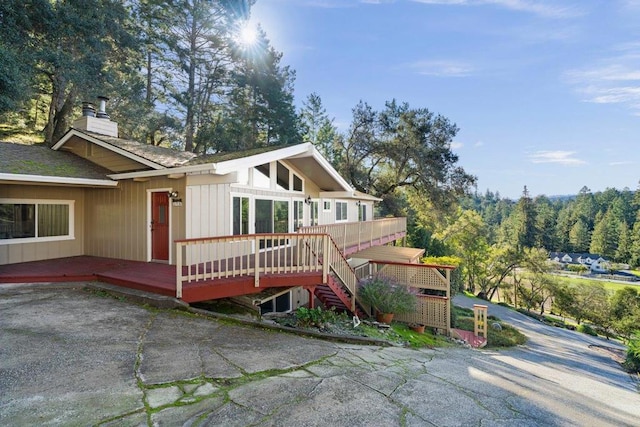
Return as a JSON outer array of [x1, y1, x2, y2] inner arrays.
[[1, 284, 639, 426]]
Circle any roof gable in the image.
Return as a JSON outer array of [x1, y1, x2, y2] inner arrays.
[[53, 129, 196, 172]]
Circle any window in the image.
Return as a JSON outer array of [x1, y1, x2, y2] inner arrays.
[[358, 203, 367, 222], [293, 200, 304, 231], [310, 201, 319, 226], [255, 198, 289, 248], [335, 201, 348, 222], [276, 162, 289, 190], [232, 196, 249, 235], [259, 292, 291, 314], [323, 200, 331, 212], [293, 175, 303, 192], [0, 200, 73, 243]]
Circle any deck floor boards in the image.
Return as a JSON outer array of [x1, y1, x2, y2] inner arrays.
[[0, 256, 323, 303]]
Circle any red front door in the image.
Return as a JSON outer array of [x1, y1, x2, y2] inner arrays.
[[151, 192, 169, 261]]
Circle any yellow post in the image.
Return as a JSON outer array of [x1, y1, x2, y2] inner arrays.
[[473, 304, 488, 339]]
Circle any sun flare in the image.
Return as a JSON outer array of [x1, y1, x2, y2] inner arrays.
[[238, 23, 258, 47]]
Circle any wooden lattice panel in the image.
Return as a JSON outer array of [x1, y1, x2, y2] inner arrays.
[[396, 296, 449, 330], [377, 264, 448, 290]]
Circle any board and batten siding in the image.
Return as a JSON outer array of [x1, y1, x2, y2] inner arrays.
[[0, 185, 86, 265], [84, 177, 185, 262], [186, 182, 231, 239]]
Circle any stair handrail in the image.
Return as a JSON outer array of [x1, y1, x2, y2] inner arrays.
[[322, 234, 360, 313]]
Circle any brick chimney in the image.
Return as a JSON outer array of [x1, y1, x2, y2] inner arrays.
[[73, 96, 118, 137]]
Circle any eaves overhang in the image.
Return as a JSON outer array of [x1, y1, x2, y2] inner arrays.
[[0, 173, 118, 188]]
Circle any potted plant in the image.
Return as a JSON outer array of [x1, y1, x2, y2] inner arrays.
[[357, 274, 416, 323], [409, 323, 426, 334]]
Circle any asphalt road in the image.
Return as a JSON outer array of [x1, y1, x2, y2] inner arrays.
[[1, 283, 639, 426]]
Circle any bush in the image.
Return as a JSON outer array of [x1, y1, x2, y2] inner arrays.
[[577, 324, 598, 336], [358, 274, 416, 315], [295, 307, 340, 328], [623, 338, 640, 373], [455, 316, 527, 347]]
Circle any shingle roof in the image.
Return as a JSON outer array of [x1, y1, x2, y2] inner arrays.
[[78, 130, 197, 168], [0, 141, 112, 179]]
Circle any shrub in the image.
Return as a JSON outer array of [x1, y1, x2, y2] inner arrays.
[[358, 274, 416, 315], [295, 307, 339, 328], [454, 316, 526, 347], [577, 324, 598, 336], [623, 338, 640, 373]]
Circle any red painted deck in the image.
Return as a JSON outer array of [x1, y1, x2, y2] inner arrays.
[[0, 256, 324, 303]]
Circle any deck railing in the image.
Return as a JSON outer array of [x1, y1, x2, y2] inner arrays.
[[298, 217, 406, 255], [174, 232, 359, 304]]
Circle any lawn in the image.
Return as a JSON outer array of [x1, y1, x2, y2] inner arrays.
[[554, 275, 640, 293]]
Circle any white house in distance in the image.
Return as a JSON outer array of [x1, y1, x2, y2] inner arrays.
[[548, 252, 611, 273]]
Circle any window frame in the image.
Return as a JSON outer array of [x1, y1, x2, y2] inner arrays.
[[0, 198, 75, 245], [335, 200, 348, 222]]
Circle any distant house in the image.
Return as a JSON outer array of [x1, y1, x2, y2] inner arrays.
[[548, 252, 609, 272]]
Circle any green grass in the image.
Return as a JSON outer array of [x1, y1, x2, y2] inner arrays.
[[0, 123, 43, 144], [555, 275, 639, 293], [455, 316, 527, 348]]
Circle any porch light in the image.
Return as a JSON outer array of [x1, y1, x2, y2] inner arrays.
[[305, 196, 312, 205], [356, 200, 361, 207], [168, 191, 179, 199]]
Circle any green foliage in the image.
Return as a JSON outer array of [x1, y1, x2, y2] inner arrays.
[[294, 307, 341, 328], [454, 317, 527, 347], [337, 100, 475, 215], [566, 264, 588, 273], [577, 324, 598, 336], [623, 338, 640, 373], [358, 274, 416, 315]]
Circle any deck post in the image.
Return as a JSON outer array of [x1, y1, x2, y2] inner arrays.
[[175, 242, 183, 299], [322, 236, 330, 283], [254, 236, 260, 287]]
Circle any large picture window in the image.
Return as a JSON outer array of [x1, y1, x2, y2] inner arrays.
[[0, 200, 73, 243]]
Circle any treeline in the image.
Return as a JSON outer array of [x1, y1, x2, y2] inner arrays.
[[1, 0, 298, 151], [461, 185, 640, 267]]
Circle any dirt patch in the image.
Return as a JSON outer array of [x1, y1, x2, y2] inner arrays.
[[589, 345, 626, 364]]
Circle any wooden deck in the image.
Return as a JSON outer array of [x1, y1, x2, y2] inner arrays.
[[0, 256, 323, 303]]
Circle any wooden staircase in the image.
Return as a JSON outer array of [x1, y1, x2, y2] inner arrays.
[[314, 275, 367, 319]]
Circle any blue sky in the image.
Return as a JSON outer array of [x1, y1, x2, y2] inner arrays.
[[249, 0, 640, 199]]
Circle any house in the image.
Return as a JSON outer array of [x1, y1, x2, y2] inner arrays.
[[1, 102, 452, 333], [549, 252, 608, 268]]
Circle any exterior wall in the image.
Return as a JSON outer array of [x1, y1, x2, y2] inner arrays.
[[186, 175, 232, 238], [63, 136, 144, 172], [0, 184, 86, 265], [84, 177, 185, 262], [319, 199, 373, 225]]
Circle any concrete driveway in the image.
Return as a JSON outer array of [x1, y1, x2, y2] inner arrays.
[[1, 283, 639, 426]]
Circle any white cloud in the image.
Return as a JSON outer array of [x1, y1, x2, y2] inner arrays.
[[609, 161, 635, 166], [410, 0, 583, 19], [529, 151, 586, 165], [474, 141, 484, 147], [450, 141, 464, 149], [565, 49, 640, 113], [404, 60, 474, 77]]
